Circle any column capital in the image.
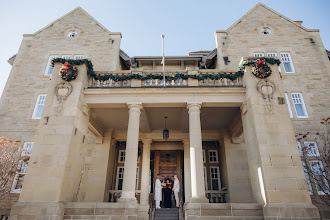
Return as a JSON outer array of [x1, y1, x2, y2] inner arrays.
[[127, 102, 143, 113], [142, 139, 152, 146], [187, 102, 202, 112]]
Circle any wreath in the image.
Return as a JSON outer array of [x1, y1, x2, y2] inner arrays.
[[251, 59, 272, 79], [59, 62, 78, 81]]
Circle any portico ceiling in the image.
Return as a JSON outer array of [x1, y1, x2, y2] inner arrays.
[[90, 106, 241, 133]]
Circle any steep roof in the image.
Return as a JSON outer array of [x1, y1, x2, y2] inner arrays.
[[31, 6, 120, 37], [218, 3, 319, 33]]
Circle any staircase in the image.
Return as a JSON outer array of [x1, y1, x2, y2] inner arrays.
[[154, 208, 179, 220]]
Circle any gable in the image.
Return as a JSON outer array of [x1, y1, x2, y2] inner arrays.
[[225, 3, 318, 34], [32, 7, 117, 37]]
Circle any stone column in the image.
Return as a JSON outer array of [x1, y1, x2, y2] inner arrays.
[[138, 139, 152, 219], [187, 102, 208, 203], [119, 102, 142, 203], [183, 139, 192, 203]]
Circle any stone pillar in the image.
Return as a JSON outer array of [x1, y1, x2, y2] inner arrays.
[[241, 58, 320, 219], [119, 102, 142, 204], [138, 139, 152, 219], [11, 63, 90, 218], [187, 102, 208, 203], [183, 139, 192, 203]]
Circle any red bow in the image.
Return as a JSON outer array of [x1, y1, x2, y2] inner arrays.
[[257, 59, 265, 65]]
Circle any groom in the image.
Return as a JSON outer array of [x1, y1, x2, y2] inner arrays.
[[172, 175, 180, 208]]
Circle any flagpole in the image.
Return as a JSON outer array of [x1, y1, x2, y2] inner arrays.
[[161, 34, 165, 87]]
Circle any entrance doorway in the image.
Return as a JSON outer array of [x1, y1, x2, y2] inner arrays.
[[150, 150, 184, 204]]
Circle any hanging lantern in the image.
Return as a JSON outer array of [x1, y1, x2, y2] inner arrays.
[[163, 116, 169, 141]]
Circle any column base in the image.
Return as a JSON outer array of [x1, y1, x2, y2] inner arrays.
[[117, 197, 138, 204], [263, 203, 320, 220], [190, 196, 209, 203]]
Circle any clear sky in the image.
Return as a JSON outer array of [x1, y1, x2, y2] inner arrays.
[[0, 0, 329, 97]]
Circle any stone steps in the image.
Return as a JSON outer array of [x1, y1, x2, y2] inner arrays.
[[154, 208, 179, 220]]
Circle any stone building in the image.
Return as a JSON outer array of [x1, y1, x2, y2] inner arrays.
[[0, 3, 329, 220]]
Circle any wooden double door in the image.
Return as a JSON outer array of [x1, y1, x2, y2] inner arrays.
[[153, 150, 183, 184]]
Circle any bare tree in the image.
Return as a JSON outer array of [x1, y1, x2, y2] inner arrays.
[[296, 118, 330, 206], [0, 137, 22, 198]]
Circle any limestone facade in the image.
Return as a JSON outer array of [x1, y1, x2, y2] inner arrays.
[[0, 3, 329, 220]]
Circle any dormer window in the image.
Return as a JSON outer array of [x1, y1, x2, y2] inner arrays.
[[68, 31, 78, 38], [261, 28, 271, 35]]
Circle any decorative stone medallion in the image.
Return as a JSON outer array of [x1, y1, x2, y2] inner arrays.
[[257, 80, 275, 111], [55, 82, 73, 103]]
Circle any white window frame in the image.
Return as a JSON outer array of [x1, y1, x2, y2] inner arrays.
[[118, 150, 126, 163], [254, 53, 264, 57], [11, 160, 29, 193], [115, 166, 139, 190], [74, 55, 84, 60], [204, 166, 208, 190], [62, 55, 72, 59], [32, 95, 46, 119], [208, 150, 218, 163], [284, 93, 293, 118], [280, 53, 295, 73], [116, 166, 125, 190], [22, 142, 34, 156], [297, 142, 303, 156], [267, 53, 277, 57], [309, 160, 329, 195], [44, 55, 59, 76], [210, 166, 221, 190], [291, 93, 308, 118], [301, 161, 313, 195], [118, 150, 140, 163], [304, 142, 320, 157], [203, 150, 205, 163]]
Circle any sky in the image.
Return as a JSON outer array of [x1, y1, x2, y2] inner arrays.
[[0, 0, 329, 97]]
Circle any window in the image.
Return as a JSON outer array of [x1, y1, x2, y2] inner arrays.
[[45, 55, 59, 76], [62, 55, 72, 59], [204, 166, 208, 190], [210, 167, 221, 190], [261, 28, 271, 34], [302, 161, 313, 195], [116, 166, 124, 190], [284, 93, 293, 118], [203, 150, 205, 163], [68, 31, 78, 38], [118, 150, 140, 163], [74, 55, 84, 60], [297, 142, 303, 156], [254, 53, 264, 57], [118, 150, 126, 163], [267, 53, 277, 57], [32, 95, 46, 119], [115, 166, 139, 190], [22, 142, 34, 156], [280, 53, 295, 73], [304, 142, 320, 156], [291, 93, 308, 118], [309, 160, 329, 195], [11, 160, 29, 193], [209, 150, 218, 163]]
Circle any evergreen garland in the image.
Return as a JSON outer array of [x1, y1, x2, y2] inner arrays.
[[51, 57, 281, 82]]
